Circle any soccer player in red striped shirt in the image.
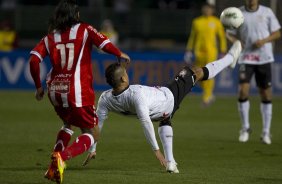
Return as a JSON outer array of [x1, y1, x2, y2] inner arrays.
[[29, 0, 130, 183]]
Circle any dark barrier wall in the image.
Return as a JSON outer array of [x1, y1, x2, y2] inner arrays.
[[1, 51, 282, 94]]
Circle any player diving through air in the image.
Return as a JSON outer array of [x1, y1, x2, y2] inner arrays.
[[83, 41, 242, 173]]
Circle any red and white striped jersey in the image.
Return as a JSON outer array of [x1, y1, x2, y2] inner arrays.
[[30, 23, 110, 107]]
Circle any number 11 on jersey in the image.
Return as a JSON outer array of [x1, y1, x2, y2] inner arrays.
[[56, 43, 75, 71]]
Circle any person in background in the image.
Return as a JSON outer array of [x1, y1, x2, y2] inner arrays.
[[185, 3, 227, 106], [100, 19, 119, 45], [226, 0, 281, 144], [0, 20, 17, 52]]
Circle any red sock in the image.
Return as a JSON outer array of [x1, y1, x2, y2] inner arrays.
[[60, 133, 94, 161], [54, 127, 73, 152]]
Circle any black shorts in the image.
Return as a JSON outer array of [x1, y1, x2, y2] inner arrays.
[[239, 63, 272, 89], [166, 66, 196, 117]]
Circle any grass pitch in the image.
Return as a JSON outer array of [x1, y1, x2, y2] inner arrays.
[[0, 91, 282, 184]]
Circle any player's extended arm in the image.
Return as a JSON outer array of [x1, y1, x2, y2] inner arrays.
[[29, 55, 44, 101], [184, 21, 196, 63], [226, 32, 238, 43], [134, 99, 166, 167], [102, 43, 130, 66], [186, 21, 196, 52], [139, 118, 167, 167], [254, 30, 281, 48], [82, 96, 108, 166], [217, 20, 227, 54]]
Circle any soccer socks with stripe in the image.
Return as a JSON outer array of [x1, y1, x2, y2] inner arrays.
[[260, 101, 272, 134], [54, 127, 74, 152], [204, 54, 233, 80], [158, 125, 176, 163], [238, 99, 250, 130], [60, 133, 94, 161]]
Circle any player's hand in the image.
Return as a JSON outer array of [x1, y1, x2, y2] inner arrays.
[[254, 39, 266, 48], [118, 52, 130, 67], [154, 149, 167, 168], [82, 151, 96, 166], [184, 51, 193, 64], [35, 87, 44, 101]]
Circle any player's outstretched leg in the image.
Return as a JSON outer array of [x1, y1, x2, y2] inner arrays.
[[198, 40, 242, 81], [158, 119, 179, 173], [168, 41, 242, 118], [187, 40, 242, 90]]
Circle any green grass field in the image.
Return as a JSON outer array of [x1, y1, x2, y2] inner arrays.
[[0, 91, 282, 184]]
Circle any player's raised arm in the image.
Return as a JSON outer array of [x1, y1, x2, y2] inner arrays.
[[87, 25, 130, 64], [133, 94, 167, 167]]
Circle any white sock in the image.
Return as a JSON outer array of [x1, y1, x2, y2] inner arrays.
[[260, 102, 272, 134], [158, 126, 175, 163], [88, 142, 97, 153], [205, 54, 233, 79], [238, 100, 250, 130]]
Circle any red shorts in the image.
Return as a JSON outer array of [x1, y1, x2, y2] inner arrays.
[[54, 105, 98, 129]]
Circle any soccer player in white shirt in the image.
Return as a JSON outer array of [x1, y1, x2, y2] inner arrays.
[[83, 41, 242, 173], [226, 0, 281, 144]]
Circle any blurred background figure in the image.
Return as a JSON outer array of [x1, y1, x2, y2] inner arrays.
[[113, 0, 132, 24], [0, 20, 17, 52], [226, 0, 281, 145], [185, 2, 227, 107], [100, 19, 119, 46], [158, 0, 177, 10]]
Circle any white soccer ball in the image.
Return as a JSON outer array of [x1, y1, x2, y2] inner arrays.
[[220, 7, 244, 29]]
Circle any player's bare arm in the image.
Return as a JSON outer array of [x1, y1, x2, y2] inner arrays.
[[254, 30, 281, 48], [154, 150, 167, 167], [29, 55, 44, 101]]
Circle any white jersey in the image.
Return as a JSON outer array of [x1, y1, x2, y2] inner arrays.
[[228, 5, 281, 65], [97, 85, 174, 150]]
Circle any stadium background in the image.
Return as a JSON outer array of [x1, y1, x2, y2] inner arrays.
[[1, 0, 282, 94]]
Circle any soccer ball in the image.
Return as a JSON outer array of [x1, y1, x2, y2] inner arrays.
[[220, 7, 244, 29]]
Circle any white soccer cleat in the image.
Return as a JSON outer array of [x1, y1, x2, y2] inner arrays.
[[261, 133, 271, 145], [239, 129, 250, 143], [228, 40, 242, 68], [166, 162, 179, 174]]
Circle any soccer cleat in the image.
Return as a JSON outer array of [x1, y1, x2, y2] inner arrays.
[[228, 40, 242, 68], [45, 152, 66, 184], [239, 128, 251, 143], [166, 162, 179, 174], [261, 132, 271, 145]]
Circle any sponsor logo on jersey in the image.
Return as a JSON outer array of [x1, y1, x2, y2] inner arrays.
[[243, 54, 260, 62], [50, 81, 70, 94]]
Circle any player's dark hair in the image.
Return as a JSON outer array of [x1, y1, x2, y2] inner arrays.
[[48, 0, 80, 33], [105, 63, 123, 88]]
